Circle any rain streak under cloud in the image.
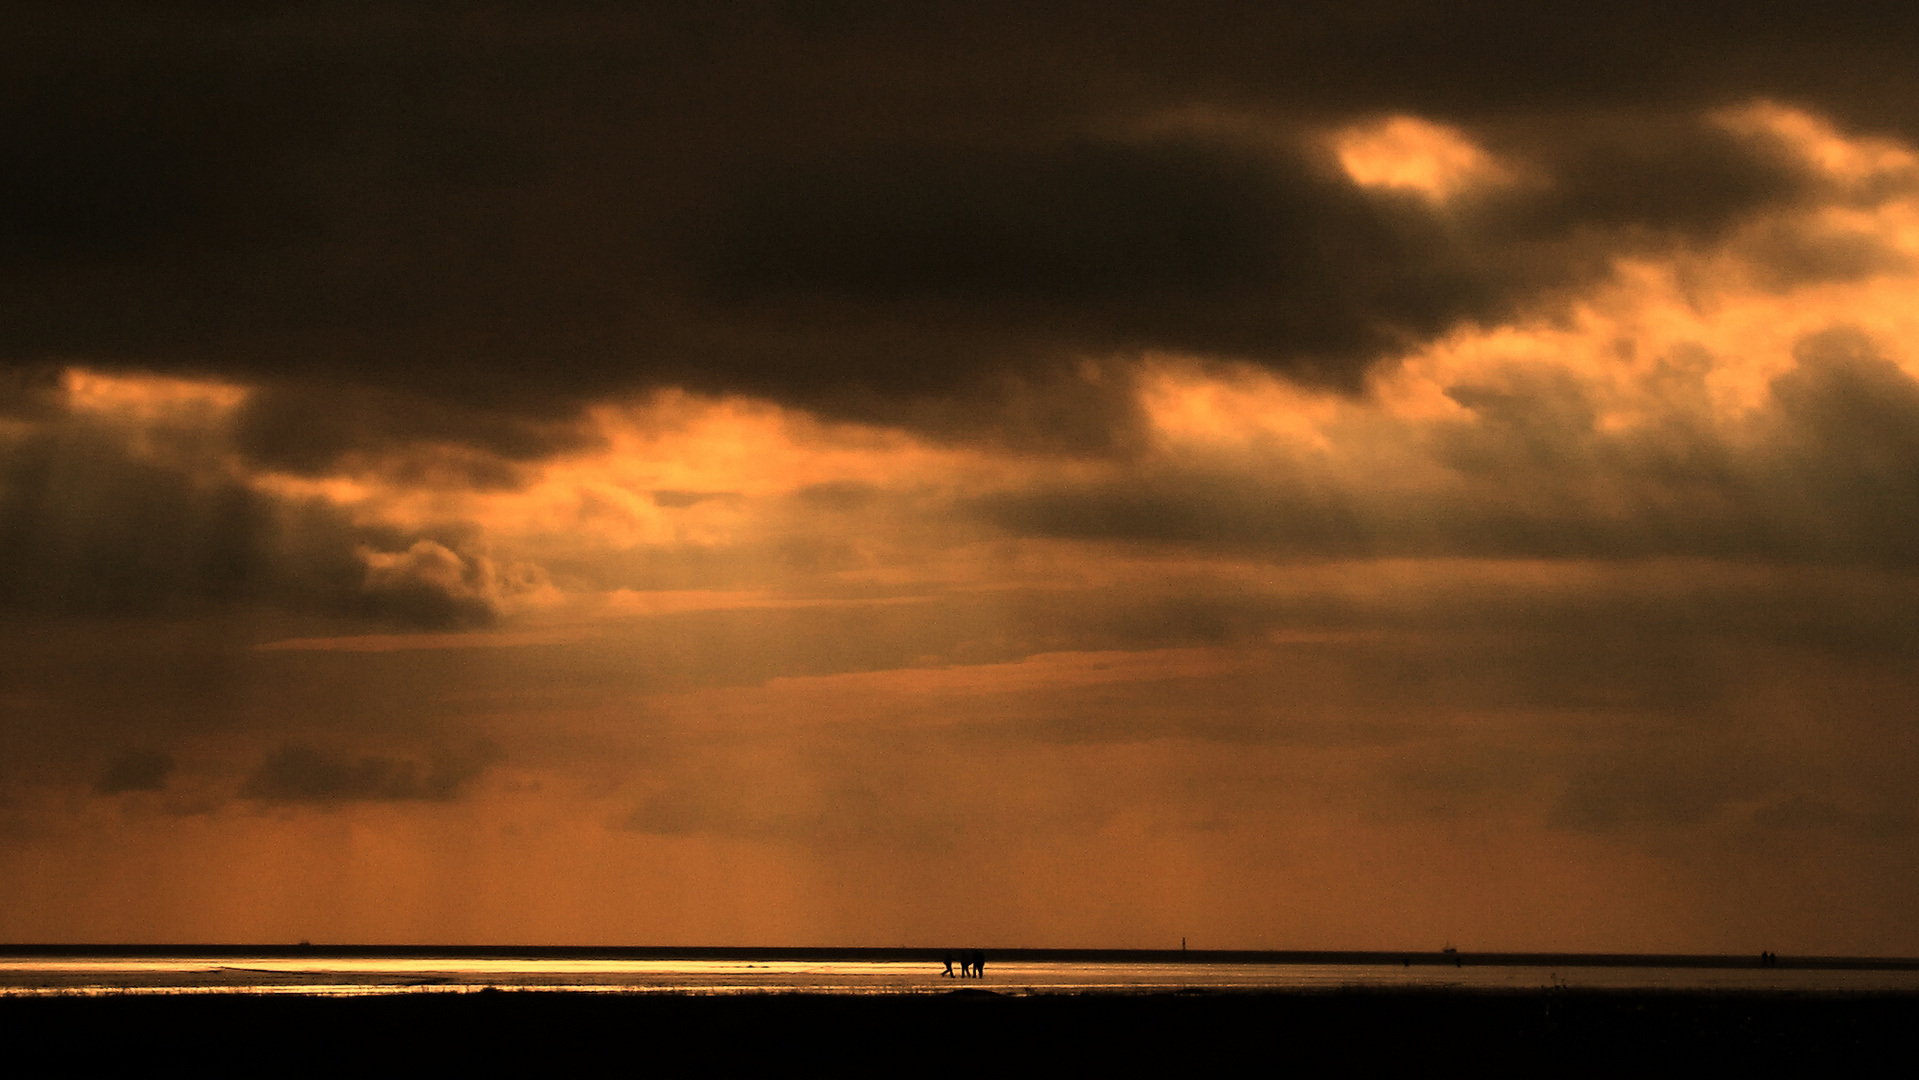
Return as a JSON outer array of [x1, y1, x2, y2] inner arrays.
[[4, 3, 1919, 952]]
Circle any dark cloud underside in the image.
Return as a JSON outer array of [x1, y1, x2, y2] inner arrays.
[[239, 743, 500, 802], [0, 419, 498, 626], [96, 749, 173, 795], [978, 330, 1919, 567], [1, 3, 1914, 454]]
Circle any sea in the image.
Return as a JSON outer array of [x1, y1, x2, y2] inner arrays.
[[5, 949, 1918, 997]]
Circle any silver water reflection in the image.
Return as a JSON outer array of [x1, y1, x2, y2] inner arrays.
[[8, 958, 1919, 996]]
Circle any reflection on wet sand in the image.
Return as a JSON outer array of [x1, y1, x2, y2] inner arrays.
[[5, 949, 1919, 997]]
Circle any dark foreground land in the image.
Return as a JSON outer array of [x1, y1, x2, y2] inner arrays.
[[7, 989, 1916, 1072]]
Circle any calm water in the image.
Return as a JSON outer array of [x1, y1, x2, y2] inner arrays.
[[6, 956, 1919, 996]]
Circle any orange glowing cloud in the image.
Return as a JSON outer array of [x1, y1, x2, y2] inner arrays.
[[1717, 101, 1919, 187], [1334, 115, 1510, 199], [1142, 106, 1919, 462]]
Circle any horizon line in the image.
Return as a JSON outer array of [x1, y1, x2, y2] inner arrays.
[[4, 945, 1916, 970]]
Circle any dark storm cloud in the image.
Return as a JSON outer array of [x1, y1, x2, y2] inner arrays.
[[1465, 116, 1813, 242], [0, 416, 497, 627], [703, 142, 1278, 306], [978, 327, 1919, 567], [1763, 328, 1919, 564], [240, 742, 500, 803], [2, 3, 1914, 455], [691, 137, 1508, 393], [96, 749, 174, 795], [231, 381, 598, 482]]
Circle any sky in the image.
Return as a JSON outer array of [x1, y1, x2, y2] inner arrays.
[[5, 2, 1919, 952]]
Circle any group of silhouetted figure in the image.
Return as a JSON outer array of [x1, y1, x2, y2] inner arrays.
[[940, 951, 987, 978], [1760, 951, 1780, 967]]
